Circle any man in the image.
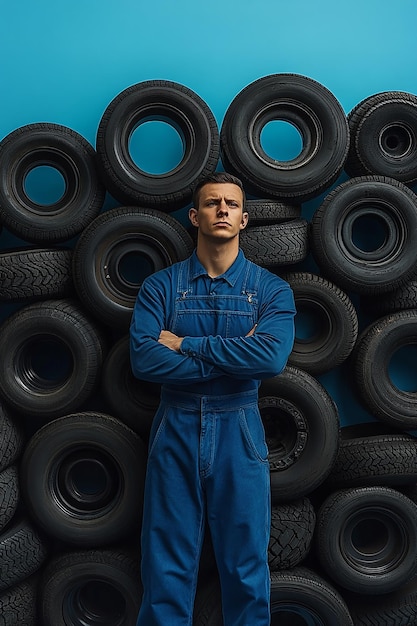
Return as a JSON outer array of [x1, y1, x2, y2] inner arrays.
[[130, 172, 296, 625]]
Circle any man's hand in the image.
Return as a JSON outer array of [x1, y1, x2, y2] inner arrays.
[[158, 330, 183, 352], [246, 324, 257, 337]]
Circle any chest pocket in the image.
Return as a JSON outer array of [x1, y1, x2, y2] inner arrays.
[[171, 294, 258, 339]]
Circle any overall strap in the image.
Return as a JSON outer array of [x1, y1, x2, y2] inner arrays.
[[176, 257, 192, 299], [241, 260, 262, 302]]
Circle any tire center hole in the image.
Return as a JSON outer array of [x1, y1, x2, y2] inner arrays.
[[260, 120, 303, 161], [20, 336, 74, 389], [351, 213, 389, 252], [389, 344, 417, 392], [351, 518, 389, 555], [67, 581, 126, 624], [294, 302, 331, 345], [56, 451, 119, 513], [129, 120, 184, 174], [379, 124, 413, 158], [117, 250, 155, 286], [104, 241, 171, 298], [24, 165, 66, 205], [68, 459, 111, 498], [345, 511, 405, 571]]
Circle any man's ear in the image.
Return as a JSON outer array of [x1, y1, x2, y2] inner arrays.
[[240, 212, 249, 230], [189, 207, 199, 227]]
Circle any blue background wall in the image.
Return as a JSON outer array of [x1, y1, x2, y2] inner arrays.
[[1, 0, 417, 427], [2, 0, 416, 143]]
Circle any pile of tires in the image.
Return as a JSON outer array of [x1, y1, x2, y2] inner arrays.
[[1, 74, 417, 625]]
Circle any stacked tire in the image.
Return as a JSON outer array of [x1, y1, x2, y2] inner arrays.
[[0, 401, 48, 625], [0, 75, 417, 625]]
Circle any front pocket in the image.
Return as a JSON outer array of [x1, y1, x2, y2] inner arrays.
[[147, 406, 168, 458], [239, 406, 269, 463]]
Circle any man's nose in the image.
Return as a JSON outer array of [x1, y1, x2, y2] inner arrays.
[[217, 201, 228, 214]]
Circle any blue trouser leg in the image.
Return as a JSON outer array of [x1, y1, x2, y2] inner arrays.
[[136, 401, 205, 626], [204, 399, 271, 626], [136, 389, 271, 626]]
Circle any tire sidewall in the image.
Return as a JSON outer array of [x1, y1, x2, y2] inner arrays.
[[20, 413, 146, 545]]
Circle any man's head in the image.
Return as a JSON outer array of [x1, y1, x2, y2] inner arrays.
[[189, 172, 248, 242], [192, 172, 246, 211]]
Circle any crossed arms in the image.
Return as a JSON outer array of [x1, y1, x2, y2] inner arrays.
[[130, 277, 296, 387]]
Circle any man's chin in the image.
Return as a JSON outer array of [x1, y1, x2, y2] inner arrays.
[[209, 231, 237, 241]]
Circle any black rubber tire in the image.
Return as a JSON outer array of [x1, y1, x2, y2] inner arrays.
[[269, 567, 354, 625], [0, 123, 105, 243], [353, 310, 417, 429], [0, 248, 74, 301], [259, 366, 340, 502], [20, 412, 147, 546], [245, 199, 301, 224], [96, 80, 220, 211], [316, 486, 417, 595], [323, 433, 417, 490], [193, 567, 354, 625], [310, 175, 417, 294], [239, 218, 308, 266], [345, 91, 417, 184], [282, 272, 358, 375], [0, 400, 24, 472], [72, 206, 195, 328], [39, 549, 141, 626], [0, 577, 38, 626], [346, 577, 417, 625], [361, 278, 417, 316], [101, 335, 160, 442], [268, 497, 316, 571], [220, 73, 349, 202], [0, 299, 106, 418], [0, 518, 48, 592], [0, 466, 20, 533]]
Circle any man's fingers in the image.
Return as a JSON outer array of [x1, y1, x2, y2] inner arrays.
[[158, 330, 183, 352]]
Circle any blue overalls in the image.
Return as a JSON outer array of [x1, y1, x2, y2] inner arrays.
[[130, 250, 295, 626]]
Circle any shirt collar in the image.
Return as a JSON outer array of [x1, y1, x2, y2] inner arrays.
[[189, 249, 246, 287]]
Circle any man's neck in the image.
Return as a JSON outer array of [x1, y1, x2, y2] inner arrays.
[[195, 238, 240, 278]]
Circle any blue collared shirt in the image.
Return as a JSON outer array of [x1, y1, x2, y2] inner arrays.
[[130, 249, 295, 396]]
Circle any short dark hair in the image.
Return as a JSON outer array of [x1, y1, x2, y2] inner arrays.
[[192, 172, 246, 209]]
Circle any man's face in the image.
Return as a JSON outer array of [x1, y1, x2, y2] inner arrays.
[[189, 183, 248, 241]]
